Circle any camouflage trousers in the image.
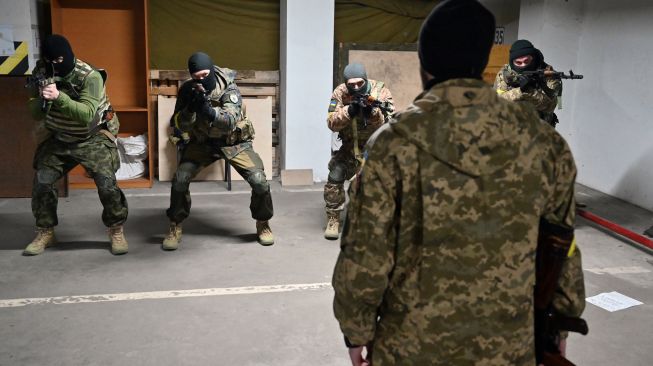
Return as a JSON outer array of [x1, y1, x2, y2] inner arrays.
[[32, 134, 128, 228], [167, 140, 273, 223], [324, 148, 362, 214]]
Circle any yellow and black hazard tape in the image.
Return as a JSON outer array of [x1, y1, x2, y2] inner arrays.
[[0, 41, 29, 75]]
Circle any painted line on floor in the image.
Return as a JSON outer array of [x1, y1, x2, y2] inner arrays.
[[125, 191, 249, 197], [0, 282, 333, 309], [125, 188, 323, 198], [585, 266, 651, 275]]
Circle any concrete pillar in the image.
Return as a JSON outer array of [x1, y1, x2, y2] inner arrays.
[[280, 0, 335, 183]]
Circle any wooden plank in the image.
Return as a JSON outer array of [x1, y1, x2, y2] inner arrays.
[[238, 70, 279, 84], [152, 70, 279, 84], [239, 86, 277, 97], [158, 70, 191, 81], [151, 85, 178, 96], [234, 70, 255, 79]]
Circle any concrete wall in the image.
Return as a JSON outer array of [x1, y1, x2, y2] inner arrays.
[[480, 0, 521, 45], [519, 0, 653, 211], [280, 0, 335, 182]]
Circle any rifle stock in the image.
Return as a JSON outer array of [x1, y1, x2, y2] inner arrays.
[[534, 219, 588, 366]]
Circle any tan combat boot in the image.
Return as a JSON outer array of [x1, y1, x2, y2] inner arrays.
[[324, 213, 340, 240], [109, 225, 128, 255], [23, 227, 56, 255], [162, 222, 182, 251], [256, 220, 274, 246]]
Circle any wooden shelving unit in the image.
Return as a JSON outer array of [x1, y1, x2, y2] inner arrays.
[[51, 0, 153, 189]]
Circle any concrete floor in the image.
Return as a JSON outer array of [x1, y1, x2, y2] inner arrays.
[[0, 181, 650, 365]]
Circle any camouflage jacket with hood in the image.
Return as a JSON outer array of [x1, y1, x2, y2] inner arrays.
[[333, 78, 585, 365]]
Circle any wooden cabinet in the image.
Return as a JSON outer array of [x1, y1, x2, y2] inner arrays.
[[51, 0, 153, 188]]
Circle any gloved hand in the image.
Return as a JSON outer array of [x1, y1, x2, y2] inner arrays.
[[362, 105, 375, 118], [189, 89, 207, 113], [517, 75, 534, 91], [198, 99, 217, 122], [347, 102, 360, 117]]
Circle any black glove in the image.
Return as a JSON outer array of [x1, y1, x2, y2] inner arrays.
[[362, 105, 375, 118], [189, 89, 207, 112], [347, 102, 360, 117], [517, 75, 535, 91], [198, 99, 217, 122]]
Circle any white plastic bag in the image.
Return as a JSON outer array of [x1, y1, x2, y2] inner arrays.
[[115, 134, 148, 180]]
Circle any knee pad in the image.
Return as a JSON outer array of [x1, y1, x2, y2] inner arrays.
[[34, 168, 59, 193], [94, 174, 117, 191], [173, 170, 192, 192], [248, 171, 269, 195], [328, 165, 346, 184]]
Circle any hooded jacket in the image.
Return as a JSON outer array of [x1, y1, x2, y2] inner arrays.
[[333, 78, 584, 365]]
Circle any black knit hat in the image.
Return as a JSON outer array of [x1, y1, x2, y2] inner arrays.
[[418, 0, 495, 85], [188, 52, 214, 73], [187, 52, 217, 91], [43, 34, 75, 76], [343, 63, 367, 81], [509, 39, 542, 72]]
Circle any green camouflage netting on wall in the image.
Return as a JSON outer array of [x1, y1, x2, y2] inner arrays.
[[149, 0, 439, 70], [149, 0, 280, 70]]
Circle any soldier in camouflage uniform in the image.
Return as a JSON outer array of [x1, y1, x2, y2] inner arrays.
[[332, 1, 585, 365], [24, 34, 128, 256], [324, 63, 394, 240], [163, 52, 274, 249], [494, 39, 562, 127]]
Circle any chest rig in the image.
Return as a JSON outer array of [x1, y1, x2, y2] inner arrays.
[[45, 59, 115, 142]]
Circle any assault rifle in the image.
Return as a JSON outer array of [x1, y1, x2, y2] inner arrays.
[[351, 94, 393, 114], [25, 64, 56, 112], [522, 69, 584, 80], [534, 219, 589, 366], [351, 94, 392, 129]]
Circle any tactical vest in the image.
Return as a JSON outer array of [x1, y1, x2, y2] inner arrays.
[[45, 59, 116, 142], [339, 81, 386, 157], [196, 67, 254, 145]]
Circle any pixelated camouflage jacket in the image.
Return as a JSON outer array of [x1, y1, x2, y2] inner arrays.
[[494, 64, 561, 117], [333, 78, 585, 366], [172, 66, 254, 148], [327, 80, 394, 153]]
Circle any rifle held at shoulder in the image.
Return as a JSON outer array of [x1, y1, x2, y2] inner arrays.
[[523, 69, 584, 80]]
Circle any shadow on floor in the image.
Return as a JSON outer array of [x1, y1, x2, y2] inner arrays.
[[126, 208, 259, 246]]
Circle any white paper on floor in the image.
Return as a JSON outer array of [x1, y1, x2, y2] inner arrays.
[[586, 291, 643, 312]]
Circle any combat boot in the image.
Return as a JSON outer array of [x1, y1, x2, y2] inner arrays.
[[324, 213, 340, 240], [23, 227, 56, 256], [162, 222, 182, 250], [256, 220, 274, 246], [109, 225, 128, 255]]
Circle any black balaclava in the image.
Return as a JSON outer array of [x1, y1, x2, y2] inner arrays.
[[509, 39, 542, 73], [418, 0, 495, 89], [343, 63, 370, 95], [188, 52, 217, 92], [42, 34, 75, 76]]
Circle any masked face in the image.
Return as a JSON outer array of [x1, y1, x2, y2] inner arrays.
[[188, 52, 217, 91], [43, 34, 75, 76], [511, 54, 537, 73], [346, 77, 369, 96], [191, 69, 217, 92]]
